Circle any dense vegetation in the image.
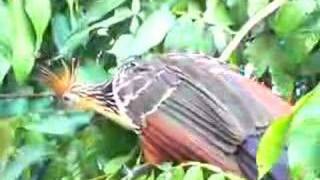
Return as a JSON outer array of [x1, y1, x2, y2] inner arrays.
[[0, 0, 320, 179]]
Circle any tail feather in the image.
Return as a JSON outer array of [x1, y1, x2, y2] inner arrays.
[[237, 136, 289, 180]]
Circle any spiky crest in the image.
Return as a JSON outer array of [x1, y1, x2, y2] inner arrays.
[[40, 59, 79, 97]]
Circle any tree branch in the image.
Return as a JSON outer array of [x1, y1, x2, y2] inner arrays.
[[218, 0, 288, 62], [0, 92, 54, 99]]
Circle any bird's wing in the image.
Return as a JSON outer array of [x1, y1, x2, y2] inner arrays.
[[111, 53, 291, 176]]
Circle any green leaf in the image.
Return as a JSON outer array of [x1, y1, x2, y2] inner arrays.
[[288, 120, 320, 179], [0, 120, 14, 161], [1, 145, 50, 180], [109, 8, 175, 60], [133, 7, 175, 55], [203, 0, 234, 27], [25, 0, 51, 52], [103, 155, 131, 175], [171, 166, 185, 180], [108, 34, 135, 61], [257, 116, 291, 179], [247, 0, 269, 17], [58, 28, 90, 57], [132, 0, 141, 15], [77, 60, 110, 83], [0, 98, 29, 118], [164, 16, 215, 54], [225, 0, 248, 27], [271, 0, 317, 37], [208, 173, 226, 180], [244, 35, 275, 77], [284, 86, 320, 179], [84, 0, 127, 23], [0, 52, 11, 85], [280, 33, 320, 63], [9, 0, 35, 83], [24, 112, 92, 135], [270, 66, 295, 98], [183, 166, 204, 180], [51, 13, 72, 51], [0, 3, 12, 47], [91, 7, 134, 30]]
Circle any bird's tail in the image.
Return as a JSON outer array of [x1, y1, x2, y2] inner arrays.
[[236, 135, 289, 180]]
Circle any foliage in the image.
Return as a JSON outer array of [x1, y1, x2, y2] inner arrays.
[[0, 0, 319, 179]]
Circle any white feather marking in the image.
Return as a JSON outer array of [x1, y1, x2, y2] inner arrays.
[[140, 87, 177, 127]]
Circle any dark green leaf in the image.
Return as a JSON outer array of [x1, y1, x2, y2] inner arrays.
[[0, 52, 11, 85], [1, 145, 50, 180], [51, 13, 72, 51]]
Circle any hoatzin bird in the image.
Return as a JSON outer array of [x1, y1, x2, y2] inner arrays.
[[40, 53, 291, 180]]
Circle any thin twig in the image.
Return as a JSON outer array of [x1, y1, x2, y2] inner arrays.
[[0, 92, 54, 99], [218, 0, 288, 62]]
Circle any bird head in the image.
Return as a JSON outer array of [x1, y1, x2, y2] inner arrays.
[[40, 59, 139, 131], [39, 59, 114, 112]]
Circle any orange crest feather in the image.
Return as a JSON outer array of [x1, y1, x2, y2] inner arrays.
[[40, 59, 79, 97]]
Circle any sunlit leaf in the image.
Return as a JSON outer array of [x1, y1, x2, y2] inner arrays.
[[164, 15, 215, 54], [103, 154, 131, 175], [204, 0, 233, 27], [171, 166, 185, 180], [285, 85, 320, 179], [271, 0, 317, 37], [9, 0, 35, 83], [257, 116, 291, 179], [25, 0, 51, 52], [108, 34, 135, 61], [109, 8, 175, 60], [0, 120, 14, 160], [183, 166, 203, 180], [247, 0, 268, 17], [133, 7, 175, 55], [208, 173, 226, 180], [0, 2, 12, 47], [84, 0, 126, 23]]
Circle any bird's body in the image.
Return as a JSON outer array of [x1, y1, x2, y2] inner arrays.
[[41, 53, 291, 180]]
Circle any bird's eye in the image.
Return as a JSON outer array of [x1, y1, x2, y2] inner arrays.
[[62, 95, 71, 101]]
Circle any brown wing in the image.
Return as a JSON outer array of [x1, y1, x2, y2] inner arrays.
[[111, 53, 291, 177]]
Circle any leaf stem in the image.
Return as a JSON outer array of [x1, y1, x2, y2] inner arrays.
[[218, 0, 288, 62]]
